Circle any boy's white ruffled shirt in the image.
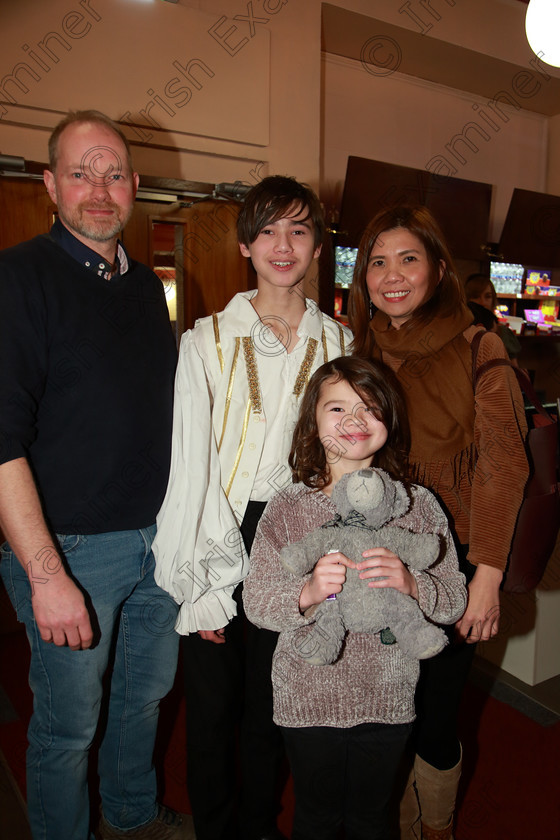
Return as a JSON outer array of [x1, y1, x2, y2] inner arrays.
[[153, 291, 352, 635]]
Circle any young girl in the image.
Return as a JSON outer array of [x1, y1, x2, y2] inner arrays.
[[243, 356, 467, 840]]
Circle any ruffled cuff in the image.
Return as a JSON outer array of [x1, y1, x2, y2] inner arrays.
[[173, 585, 238, 635]]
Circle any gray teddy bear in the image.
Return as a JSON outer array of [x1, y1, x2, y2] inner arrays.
[[280, 467, 448, 665]]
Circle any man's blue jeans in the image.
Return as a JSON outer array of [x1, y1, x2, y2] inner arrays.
[[1, 526, 180, 840]]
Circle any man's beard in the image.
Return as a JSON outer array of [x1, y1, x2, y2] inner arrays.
[[59, 200, 133, 243]]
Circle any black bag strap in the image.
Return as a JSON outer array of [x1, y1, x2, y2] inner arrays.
[[470, 328, 556, 425]]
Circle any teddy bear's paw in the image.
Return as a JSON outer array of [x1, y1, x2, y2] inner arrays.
[[291, 612, 345, 666], [296, 637, 341, 666], [401, 626, 448, 660], [280, 544, 313, 576], [418, 627, 447, 659], [404, 532, 441, 571], [303, 652, 336, 666], [416, 637, 448, 659]]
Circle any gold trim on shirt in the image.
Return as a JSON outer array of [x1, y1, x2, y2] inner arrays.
[[293, 337, 319, 398], [317, 324, 346, 369], [242, 337, 262, 413], [225, 397, 252, 498], [212, 312, 224, 374], [219, 319, 347, 497], [338, 323, 346, 356], [321, 328, 329, 363], [217, 338, 240, 453]]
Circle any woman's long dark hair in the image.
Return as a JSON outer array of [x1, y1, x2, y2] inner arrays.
[[289, 356, 410, 490], [348, 205, 465, 357]]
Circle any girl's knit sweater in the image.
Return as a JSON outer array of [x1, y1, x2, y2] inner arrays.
[[243, 482, 467, 729]]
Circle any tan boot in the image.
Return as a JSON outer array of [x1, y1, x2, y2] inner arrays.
[[421, 823, 454, 840], [399, 766, 422, 839], [414, 749, 462, 840]]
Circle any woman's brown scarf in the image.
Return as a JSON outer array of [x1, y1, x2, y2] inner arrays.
[[370, 307, 475, 465]]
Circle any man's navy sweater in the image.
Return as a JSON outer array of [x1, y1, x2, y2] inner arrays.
[[0, 231, 177, 534]]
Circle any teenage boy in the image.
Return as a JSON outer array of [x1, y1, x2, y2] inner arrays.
[[154, 176, 352, 840]]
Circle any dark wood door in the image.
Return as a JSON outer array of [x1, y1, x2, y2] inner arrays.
[[125, 198, 254, 335], [0, 177, 56, 251]]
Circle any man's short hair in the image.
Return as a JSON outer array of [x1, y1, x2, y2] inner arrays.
[[237, 175, 325, 249], [48, 110, 133, 174]]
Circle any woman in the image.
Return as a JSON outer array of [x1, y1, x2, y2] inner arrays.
[[464, 273, 522, 363], [348, 206, 529, 840], [463, 273, 498, 312]]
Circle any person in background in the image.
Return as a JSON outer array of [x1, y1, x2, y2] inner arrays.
[[464, 273, 522, 363], [243, 356, 466, 840], [466, 300, 499, 333], [153, 176, 352, 840], [348, 205, 528, 840], [0, 111, 189, 839]]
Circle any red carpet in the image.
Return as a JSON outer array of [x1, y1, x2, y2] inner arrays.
[[454, 681, 560, 840], [1, 625, 559, 840]]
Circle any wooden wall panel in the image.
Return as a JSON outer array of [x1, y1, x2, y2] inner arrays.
[[0, 178, 55, 251]]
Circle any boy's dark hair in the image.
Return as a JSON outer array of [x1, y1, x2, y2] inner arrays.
[[237, 175, 325, 249], [289, 356, 410, 491], [348, 205, 465, 358], [48, 109, 133, 174]]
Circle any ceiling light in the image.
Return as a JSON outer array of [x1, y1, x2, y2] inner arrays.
[[525, 0, 560, 68]]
